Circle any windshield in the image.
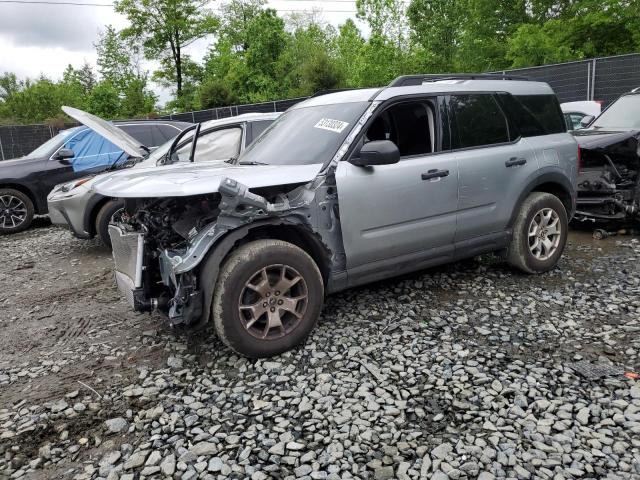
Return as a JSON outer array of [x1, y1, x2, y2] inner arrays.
[[23, 127, 80, 159], [238, 101, 370, 165], [592, 95, 640, 129]]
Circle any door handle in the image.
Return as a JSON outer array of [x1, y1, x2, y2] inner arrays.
[[421, 169, 449, 180], [505, 157, 527, 167]]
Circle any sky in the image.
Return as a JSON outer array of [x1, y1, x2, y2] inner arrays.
[[0, 0, 361, 105]]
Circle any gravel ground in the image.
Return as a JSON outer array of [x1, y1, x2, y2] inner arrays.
[[1, 221, 640, 480]]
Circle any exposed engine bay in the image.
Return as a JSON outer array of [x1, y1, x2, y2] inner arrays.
[[574, 130, 640, 224], [109, 174, 344, 327]]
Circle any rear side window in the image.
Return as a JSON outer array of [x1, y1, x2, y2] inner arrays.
[[450, 94, 509, 149], [119, 125, 155, 148], [498, 94, 566, 136], [157, 124, 183, 142]]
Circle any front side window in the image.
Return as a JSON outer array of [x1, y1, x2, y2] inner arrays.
[[361, 100, 436, 157], [591, 94, 640, 129], [63, 129, 125, 172], [239, 101, 370, 166], [450, 94, 509, 149]]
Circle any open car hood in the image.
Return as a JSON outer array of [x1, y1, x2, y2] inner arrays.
[[62, 106, 147, 159], [573, 129, 640, 156], [92, 161, 323, 198]]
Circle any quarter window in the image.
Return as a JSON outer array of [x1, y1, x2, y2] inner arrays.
[[450, 94, 510, 149], [497, 93, 565, 136]]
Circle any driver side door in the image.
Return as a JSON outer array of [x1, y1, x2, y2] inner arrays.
[[335, 96, 459, 285]]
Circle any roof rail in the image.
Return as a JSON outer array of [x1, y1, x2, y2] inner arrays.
[[310, 87, 363, 98], [388, 73, 531, 87]]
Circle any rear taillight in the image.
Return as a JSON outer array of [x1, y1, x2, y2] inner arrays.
[[577, 145, 582, 172]]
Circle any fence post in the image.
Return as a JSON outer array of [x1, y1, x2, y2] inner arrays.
[[191, 111, 195, 123], [273, 101, 277, 112], [591, 58, 597, 100], [0, 136, 4, 161]]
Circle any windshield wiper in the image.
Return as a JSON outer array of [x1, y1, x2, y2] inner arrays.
[[237, 160, 268, 166]]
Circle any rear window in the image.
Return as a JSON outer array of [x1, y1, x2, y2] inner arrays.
[[498, 94, 566, 137], [450, 94, 510, 149]]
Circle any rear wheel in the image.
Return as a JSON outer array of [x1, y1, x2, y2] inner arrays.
[[0, 188, 34, 234], [212, 239, 324, 358], [507, 192, 568, 273], [96, 199, 124, 248]]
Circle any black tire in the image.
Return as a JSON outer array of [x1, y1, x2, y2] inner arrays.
[[0, 188, 34, 234], [507, 192, 568, 273], [212, 239, 324, 358], [96, 199, 124, 248]]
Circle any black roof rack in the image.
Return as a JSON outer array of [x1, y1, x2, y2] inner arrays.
[[388, 73, 531, 87]]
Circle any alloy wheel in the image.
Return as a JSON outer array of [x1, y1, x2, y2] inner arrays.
[[528, 207, 561, 260], [238, 264, 308, 340], [0, 195, 28, 229]]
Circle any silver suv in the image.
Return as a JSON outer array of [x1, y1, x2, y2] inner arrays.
[[94, 74, 579, 358]]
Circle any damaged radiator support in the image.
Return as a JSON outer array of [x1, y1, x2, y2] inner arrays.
[[574, 130, 640, 225]]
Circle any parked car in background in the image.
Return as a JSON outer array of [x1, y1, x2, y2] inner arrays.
[[0, 113, 190, 234], [560, 100, 602, 130], [572, 88, 640, 225], [48, 111, 280, 247], [94, 74, 578, 358]]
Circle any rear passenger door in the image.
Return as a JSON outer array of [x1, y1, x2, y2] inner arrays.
[[449, 94, 538, 242]]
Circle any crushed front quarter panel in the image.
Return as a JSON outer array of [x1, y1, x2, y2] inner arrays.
[[574, 130, 640, 223]]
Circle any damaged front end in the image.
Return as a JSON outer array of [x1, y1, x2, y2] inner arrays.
[[573, 130, 640, 225], [109, 174, 341, 327]]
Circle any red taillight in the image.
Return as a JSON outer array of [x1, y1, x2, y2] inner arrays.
[[577, 145, 582, 172]]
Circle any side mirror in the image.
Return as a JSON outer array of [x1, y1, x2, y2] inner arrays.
[[580, 115, 595, 128], [350, 140, 400, 167], [55, 148, 75, 164]]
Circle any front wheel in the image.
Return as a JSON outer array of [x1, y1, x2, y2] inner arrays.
[[212, 239, 324, 358], [507, 192, 568, 273], [0, 188, 34, 234], [95, 199, 124, 249]]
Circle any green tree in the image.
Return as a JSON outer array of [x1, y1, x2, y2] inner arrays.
[[87, 80, 121, 118], [95, 25, 157, 117], [115, 0, 219, 103]]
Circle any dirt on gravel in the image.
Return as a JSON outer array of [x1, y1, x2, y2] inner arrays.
[[1, 222, 639, 479]]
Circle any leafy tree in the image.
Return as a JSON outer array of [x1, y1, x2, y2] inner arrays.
[[115, 0, 219, 102], [87, 80, 121, 118], [198, 77, 237, 108], [95, 25, 157, 117], [63, 62, 97, 95]]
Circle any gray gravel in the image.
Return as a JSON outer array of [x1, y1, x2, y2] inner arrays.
[[1, 223, 640, 479]]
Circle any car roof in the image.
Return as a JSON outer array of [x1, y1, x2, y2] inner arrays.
[[198, 112, 281, 130], [293, 78, 555, 109]]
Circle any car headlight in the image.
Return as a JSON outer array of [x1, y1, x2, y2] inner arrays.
[[58, 177, 92, 193]]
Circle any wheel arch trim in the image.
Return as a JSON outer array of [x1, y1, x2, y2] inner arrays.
[[508, 172, 575, 228]]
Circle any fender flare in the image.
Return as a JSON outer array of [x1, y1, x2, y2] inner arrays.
[[196, 217, 315, 326], [508, 172, 576, 228]]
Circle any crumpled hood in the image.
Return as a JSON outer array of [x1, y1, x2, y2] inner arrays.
[[573, 129, 640, 157], [92, 161, 323, 198]]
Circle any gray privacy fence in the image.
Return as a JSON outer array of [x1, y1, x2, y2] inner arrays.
[[2, 53, 639, 161], [492, 52, 640, 105]]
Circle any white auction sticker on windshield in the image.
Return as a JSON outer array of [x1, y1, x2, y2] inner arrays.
[[314, 118, 349, 133]]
